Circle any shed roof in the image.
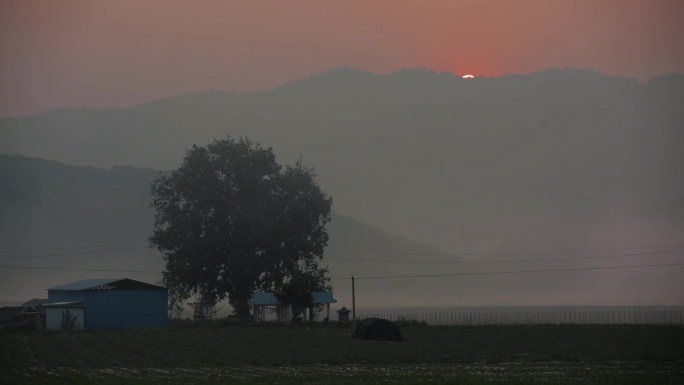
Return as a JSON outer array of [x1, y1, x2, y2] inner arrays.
[[249, 292, 280, 306], [22, 298, 49, 307], [42, 301, 85, 308], [49, 278, 166, 291], [312, 291, 337, 304]]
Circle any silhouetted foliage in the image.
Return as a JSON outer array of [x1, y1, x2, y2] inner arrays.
[[276, 262, 331, 320], [150, 137, 332, 318], [61, 309, 77, 332]]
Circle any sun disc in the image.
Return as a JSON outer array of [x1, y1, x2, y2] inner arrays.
[[462, 74, 475, 79]]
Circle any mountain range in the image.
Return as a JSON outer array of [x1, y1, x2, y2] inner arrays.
[[1, 67, 683, 307]]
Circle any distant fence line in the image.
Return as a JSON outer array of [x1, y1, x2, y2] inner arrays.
[[347, 307, 684, 325]]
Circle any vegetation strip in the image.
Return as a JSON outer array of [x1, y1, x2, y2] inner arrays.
[[4, 363, 684, 385], [3, 324, 683, 384]]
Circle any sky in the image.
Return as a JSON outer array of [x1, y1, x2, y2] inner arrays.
[[1, 0, 683, 118]]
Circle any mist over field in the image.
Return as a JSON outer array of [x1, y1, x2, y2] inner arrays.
[[1, 68, 683, 309]]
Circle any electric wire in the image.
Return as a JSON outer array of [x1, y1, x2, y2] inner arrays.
[[2, 242, 683, 261], [0, 265, 161, 274], [325, 243, 684, 257], [326, 249, 684, 264], [0, 246, 151, 260], [1, 243, 683, 279], [3, 259, 684, 278], [0, 242, 149, 254], [330, 261, 684, 280]]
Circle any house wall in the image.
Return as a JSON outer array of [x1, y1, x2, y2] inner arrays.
[[84, 290, 168, 331], [48, 289, 168, 331], [45, 307, 84, 331]]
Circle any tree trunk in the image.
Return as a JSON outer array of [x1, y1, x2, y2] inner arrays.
[[233, 302, 251, 320]]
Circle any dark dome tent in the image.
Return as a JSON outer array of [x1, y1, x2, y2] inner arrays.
[[352, 318, 403, 341]]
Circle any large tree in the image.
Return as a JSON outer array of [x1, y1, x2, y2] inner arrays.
[[150, 137, 332, 318]]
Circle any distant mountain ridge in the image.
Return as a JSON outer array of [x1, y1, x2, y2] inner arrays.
[[3, 67, 682, 169], [1, 66, 682, 264]]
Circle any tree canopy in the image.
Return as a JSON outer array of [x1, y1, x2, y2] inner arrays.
[[150, 137, 332, 317]]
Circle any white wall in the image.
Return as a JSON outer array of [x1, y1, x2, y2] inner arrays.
[[45, 307, 84, 331]]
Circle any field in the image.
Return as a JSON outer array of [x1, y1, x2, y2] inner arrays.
[[2, 323, 683, 384]]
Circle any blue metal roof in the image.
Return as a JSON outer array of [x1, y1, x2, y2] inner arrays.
[[312, 291, 337, 304], [48, 278, 166, 291], [48, 278, 123, 291], [249, 292, 280, 306]]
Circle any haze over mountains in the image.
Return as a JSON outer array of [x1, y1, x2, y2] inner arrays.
[[0, 155, 442, 307], [1, 68, 683, 308]]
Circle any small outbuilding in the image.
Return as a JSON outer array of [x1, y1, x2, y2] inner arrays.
[[0, 305, 40, 331], [249, 290, 337, 323], [352, 318, 403, 341], [46, 278, 168, 331], [336, 307, 351, 322], [43, 302, 85, 331], [250, 292, 288, 323]]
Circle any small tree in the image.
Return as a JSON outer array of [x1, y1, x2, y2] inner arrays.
[[189, 294, 218, 321], [276, 260, 331, 321], [61, 309, 77, 331], [168, 297, 184, 320]]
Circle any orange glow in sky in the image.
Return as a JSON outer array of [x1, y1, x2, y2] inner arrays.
[[1, 0, 683, 117]]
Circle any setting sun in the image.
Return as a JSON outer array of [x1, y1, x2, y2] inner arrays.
[[462, 74, 475, 79]]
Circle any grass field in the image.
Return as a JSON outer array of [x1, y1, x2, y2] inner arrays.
[[2, 323, 683, 384]]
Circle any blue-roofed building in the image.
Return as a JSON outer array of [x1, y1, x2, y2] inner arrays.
[[46, 278, 168, 331], [249, 290, 337, 323]]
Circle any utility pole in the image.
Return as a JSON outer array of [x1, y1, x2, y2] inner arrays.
[[351, 276, 356, 333]]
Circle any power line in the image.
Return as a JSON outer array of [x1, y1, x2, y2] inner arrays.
[[327, 249, 684, 264], [325, 243, 684, 257], [0, 242, 149, 254], [3, 261, 683, 283], [0, 290, 41, 296], [0, 265, 161, 274], [6, 261, 682, 279], [4, 240, 683, 257], [0, 246, 151, 260], [336, 262, 684, 280], [2, 243, 683, 276]]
